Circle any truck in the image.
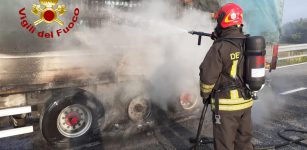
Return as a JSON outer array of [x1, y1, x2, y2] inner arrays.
[[0, 0, 284, 148]]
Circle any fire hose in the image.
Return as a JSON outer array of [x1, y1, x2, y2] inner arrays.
[[151, 99, 307, 150], [187, 30, 307, 149], [255, 129, 307, 150], [188, 104, 307, 150], [153, 31, 307, 149]]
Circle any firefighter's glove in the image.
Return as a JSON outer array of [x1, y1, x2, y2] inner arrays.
[[211, 32, 217, 40], [202, 95, 211, 105]]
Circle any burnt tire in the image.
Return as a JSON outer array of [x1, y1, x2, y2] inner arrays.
[[40, 88, 104, 148], [118, 80, 152, 123], [126, 95, 151, 123], [167, 90, 201, 117]]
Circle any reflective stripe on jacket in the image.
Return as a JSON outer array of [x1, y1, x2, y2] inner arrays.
[[199, 27, 252, 111]]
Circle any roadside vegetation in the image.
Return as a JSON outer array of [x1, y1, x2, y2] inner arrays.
[[281, 18, 307, 44]]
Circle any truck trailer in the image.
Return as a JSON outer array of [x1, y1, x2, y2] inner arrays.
[[0, 0, 284, 148]]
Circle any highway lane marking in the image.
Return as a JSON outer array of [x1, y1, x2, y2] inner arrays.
[[280, 87, 307, 95]]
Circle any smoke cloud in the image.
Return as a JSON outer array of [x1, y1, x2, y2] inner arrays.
[[53, 0, 215, 110], [0, 0, 285, 127], [252, 72, 286, 124], [0, 0, 213, 130]]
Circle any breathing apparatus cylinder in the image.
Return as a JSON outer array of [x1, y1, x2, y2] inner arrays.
[[244, 36, 266, 99]]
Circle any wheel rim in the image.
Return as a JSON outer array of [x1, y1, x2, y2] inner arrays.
[[57, 104, 92, 138], [179, 92, 198, 110], [127, 96, 151, 122]]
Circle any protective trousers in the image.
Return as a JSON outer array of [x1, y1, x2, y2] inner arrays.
[[213, 107, 253, 150]]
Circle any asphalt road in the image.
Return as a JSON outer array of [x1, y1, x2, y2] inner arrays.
[[0, 63, 307, 150]]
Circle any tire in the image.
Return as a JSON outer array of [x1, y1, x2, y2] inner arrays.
[[126, 95, 151, 123], [40, 88, 104, 148], [167, 90, 201, 117], [118, 80, 152, 123]]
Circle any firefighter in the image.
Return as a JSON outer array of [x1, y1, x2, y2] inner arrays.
[[199, 3, 254, 150]]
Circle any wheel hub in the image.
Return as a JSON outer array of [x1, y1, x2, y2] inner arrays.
[[128, 97, 151, 122], [180, 92, 198, 110], [65, 112, 80, 126], [57, 104, 92, 138]]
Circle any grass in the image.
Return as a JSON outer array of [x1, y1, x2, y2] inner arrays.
[[277, 56, 307, 66]]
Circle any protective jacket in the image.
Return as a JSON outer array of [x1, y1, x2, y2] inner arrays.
[[199, 27, 253, 111]]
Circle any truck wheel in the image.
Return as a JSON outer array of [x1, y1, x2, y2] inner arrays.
[[127, 95, 151, 123], [178, 91, 200, 110], [116, 80, 152, 123], [40, 88, 104, 147], [167, 90, 201, 116]]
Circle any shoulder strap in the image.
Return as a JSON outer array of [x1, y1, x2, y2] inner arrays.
[[215, 37, 246, 89], [215, 37, 245, 49]]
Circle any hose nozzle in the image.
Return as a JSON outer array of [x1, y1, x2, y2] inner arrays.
[[188, 31, 196, 35], [189, 31, 211, 45]]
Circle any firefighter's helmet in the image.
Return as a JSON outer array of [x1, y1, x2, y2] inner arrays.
[[214, 3, 243, 28]]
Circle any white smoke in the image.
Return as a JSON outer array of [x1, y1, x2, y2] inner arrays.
[[0, 0, 288, 127], [252, 72, 286, 124], [52, 0, 215, 110], [0, 1, 215, 131]]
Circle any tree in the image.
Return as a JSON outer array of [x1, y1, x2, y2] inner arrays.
[[281, 18, 307, 44]]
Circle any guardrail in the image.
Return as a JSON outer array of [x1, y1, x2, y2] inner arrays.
[[277, 43, 307, 66], [278, 54, 307, 60], [279, 44, 307, 52]]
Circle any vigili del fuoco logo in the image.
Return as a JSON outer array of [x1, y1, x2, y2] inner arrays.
[[19, 0, 79, 38]]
